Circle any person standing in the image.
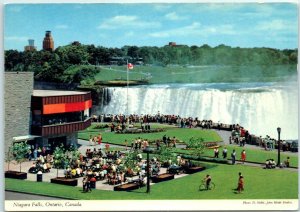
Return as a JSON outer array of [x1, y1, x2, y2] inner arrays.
[[124, 139, 128, 150], [33, 148, 38, 161], [241, 150, 246, 164], [89, 135, 93, 146], [214, 148, 219, 158], [82, 177, 87, 192], [98, 133, 102, 145], [222, 147, 228, 159], [231, 149, 236, 165]]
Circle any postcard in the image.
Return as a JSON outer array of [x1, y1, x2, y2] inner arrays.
[[3, 1, 299, 211]]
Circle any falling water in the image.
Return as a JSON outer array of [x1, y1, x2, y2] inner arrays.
[[97, 82, 298, 140]]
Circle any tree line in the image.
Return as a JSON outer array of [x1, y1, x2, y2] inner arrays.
[[5, 43, 297, 83]]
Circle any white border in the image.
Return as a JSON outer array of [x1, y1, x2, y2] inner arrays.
[[1, 1, 299, 212]]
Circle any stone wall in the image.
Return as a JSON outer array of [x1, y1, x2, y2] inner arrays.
[[4, 72, 34, 153]]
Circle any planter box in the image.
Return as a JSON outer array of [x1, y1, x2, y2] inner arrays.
[[114, 182, 140, 191], [185, 166, 205, 174], [151, 173, 174, 183], [51, 177, 78, 186], [5, 171, 27, 180]]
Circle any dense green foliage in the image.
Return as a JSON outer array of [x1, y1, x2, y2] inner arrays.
[[53, 145, 80, 177], [186, 137, 205, 157], [5, 163, 298, 199], [5, 43, 297, 83]]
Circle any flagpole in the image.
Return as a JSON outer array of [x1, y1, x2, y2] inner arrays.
[[126, 59, 129, 118]]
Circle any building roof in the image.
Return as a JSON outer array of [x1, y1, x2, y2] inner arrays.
[[33, 90, 89, 97]]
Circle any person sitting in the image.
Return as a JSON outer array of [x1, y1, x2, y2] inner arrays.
[[65, 167, 72, 178], [265, 159, 271, 169], [76, 167, 83, 177], [270, 159, 276, 168], [70, 168, 76, 178], [203, 174, 212, 190]]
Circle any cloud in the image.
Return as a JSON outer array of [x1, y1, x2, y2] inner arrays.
[[5, 36, 28, 42], [149, 22, 235, 38], [165, 12, 187, 21], [256, 19, 296, 31], [98, 15, 161, 30], [55, 24, 69, 29]]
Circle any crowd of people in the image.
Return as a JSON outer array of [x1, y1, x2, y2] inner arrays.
[[92, 113, 294, 152], [92, 113, 231, 131]]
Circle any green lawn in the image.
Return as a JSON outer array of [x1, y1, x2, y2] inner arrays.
[[5, 163, 298, 199], [78, 124, 222, 146]]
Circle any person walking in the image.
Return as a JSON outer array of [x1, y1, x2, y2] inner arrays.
[[237, 173, 244, 193], [231, 149, 236, 165]]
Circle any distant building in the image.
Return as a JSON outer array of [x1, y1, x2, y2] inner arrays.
[[169, 42, 177, 46], [43, 31, 54, 51], [24, 39, 36, 51], [71, 41, 81, 46], [167, 42, 186, 47]]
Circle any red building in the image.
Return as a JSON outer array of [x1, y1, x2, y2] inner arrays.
[[31, 90, 92, 151], [43, 31, 54, 51]]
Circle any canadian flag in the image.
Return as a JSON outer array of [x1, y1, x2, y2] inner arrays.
[[127, 63, 134, 70]]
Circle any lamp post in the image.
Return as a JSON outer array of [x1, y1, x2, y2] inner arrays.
[[144, 146, 152, 193], [277, 127, 281, 167]]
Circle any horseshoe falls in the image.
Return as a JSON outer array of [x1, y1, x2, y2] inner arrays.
[[95, 82, 298, 140]]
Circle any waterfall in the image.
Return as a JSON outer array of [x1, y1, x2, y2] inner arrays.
[[97, 82, 298, 140]]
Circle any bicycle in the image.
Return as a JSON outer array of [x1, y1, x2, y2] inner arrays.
[[199, 181, 215, 191]]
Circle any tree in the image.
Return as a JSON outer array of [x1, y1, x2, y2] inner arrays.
[[186, 137, 205, 158], [123, 150, 139, 170], [156, 145, 176, 165], [53, 145, 68, 178], [11, 141, 30, 173]]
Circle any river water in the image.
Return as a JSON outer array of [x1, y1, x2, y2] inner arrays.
[[94, 81, 298, 140]]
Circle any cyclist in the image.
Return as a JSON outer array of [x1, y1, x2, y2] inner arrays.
[[203, 174, 212, 190]]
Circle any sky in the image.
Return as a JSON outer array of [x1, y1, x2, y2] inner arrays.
[[4, 3, 298, 51]]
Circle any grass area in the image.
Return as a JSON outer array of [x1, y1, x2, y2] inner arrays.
[[5, 163, 298, 199], [79, 123, 298, 167], [94, 65, 297, 84], [78, 124, 222, 146]]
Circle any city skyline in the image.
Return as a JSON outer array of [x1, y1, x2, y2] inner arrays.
[[4, 3, 298, 51]]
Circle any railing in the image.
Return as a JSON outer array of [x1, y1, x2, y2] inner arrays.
[[31, 118, 91, 136]]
